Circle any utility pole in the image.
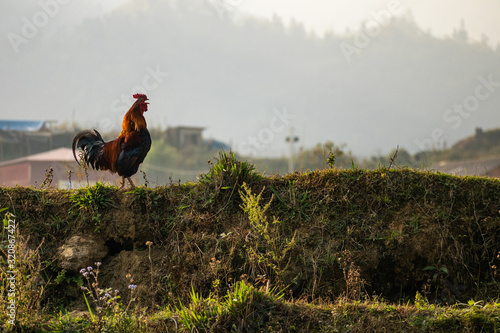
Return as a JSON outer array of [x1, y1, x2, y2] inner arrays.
[[286, 127, 299, 173]]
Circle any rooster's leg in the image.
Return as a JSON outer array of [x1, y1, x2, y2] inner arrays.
[[119, 176, 126, 189], [127, 177, 136, 188]]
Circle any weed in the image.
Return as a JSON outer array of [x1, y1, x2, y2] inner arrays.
[[423, 265, 449, 284], [70, 182, 115, 231], [0, 213, 51, 327], [40, 167, 54, 189], [80, 262, 120, 326], [78, 263, 142, 332], [53, 268, 83, 287], [240, 183, 297, 287], [199, 150, 258, 187], [78, 150, 90, 187], [270, 179, 310, 222], [177, 280, 283, 331], [326, 148, 336, 169], [389, 145, 399, 168], [414, 291, 433, 310], [338, 249, 367, 301], [146, 241, 155, 309], [199, 151, 260, 213], [313, 141, 346, 169], [176, 286, 221, 330]]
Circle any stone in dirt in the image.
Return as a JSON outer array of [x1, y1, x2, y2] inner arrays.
[[56, 235, 108, 271]]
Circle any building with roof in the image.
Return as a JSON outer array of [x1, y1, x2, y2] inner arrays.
[[0, 147, 121, 188], [164, 126, 230, 151], [165, 126, 205, 150], [0, 120, 53, 132], [0, 119, 73, 162]]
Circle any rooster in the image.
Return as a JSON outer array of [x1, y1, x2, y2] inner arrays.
[[72, 93, 151, 188]]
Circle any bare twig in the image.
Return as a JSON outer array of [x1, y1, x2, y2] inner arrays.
[[146, 241, 155, 309], [389, 145, 399, 168]]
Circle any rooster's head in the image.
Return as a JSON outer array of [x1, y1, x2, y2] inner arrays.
[[133, 93, 149, 112]]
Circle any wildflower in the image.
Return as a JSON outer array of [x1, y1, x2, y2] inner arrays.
[[95, 261, 102, 266], [82, 272, 89, 277], [81, 286, 86, 290], [79, 268, 87, 274], [87, 266, 93, 271], [115, 290, 119, 293], [105, 293, 111, 298], [128, 284, 137, 290], [146, 241, 153, 246]]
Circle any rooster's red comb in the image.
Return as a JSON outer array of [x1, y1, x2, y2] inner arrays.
[[133, 93, 148, 100]]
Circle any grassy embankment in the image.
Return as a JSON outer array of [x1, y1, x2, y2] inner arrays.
[[1, 152, 499, 332]]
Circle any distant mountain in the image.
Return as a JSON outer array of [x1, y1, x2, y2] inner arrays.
[[443, 127, 500, 161], [415, 127, 500, 163], [1, 0, 499, 158], [452, 128, 500, 153]]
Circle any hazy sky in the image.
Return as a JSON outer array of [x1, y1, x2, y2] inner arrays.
[[90, 0, 500, 47], [2, 0, 499, 158]]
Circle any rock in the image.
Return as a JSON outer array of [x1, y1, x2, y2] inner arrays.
[[56, 236, 108, 272], [69, 310, 89, 318]]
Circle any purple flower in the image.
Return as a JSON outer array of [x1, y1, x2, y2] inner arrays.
[[79, 268, 86, 274], [115, 289, 119, 293], [105, 293, 111, 298], [87, 266, 93, 271], [128, 284, 137, 290], [82, 272, 89, 277], [95, 262, 102, 266]]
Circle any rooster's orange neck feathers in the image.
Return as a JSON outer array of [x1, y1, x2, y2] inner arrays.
[[119, 100, 147, 137]]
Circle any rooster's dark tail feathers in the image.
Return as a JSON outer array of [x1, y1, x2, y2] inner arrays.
[[72, 129, 106, 170]]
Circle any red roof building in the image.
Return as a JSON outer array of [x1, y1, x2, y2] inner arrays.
[[0, 148, 124, 188]]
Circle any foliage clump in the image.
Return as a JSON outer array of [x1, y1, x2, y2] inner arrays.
[[240, 183, 297, 287], [70, 182, 116, 231], [199, 150, 260, 189], [177, 280, 283, 332]]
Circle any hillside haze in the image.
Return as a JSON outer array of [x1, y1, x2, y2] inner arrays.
[[2, 0, 500, 157]]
